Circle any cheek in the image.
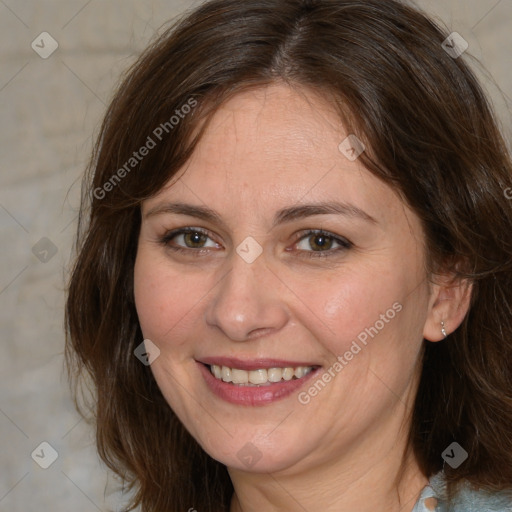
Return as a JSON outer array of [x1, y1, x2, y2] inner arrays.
[[133, 249, 203, 344], [295, 265, 406, 353]]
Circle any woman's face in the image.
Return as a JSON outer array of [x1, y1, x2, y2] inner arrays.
[[134, 83, 433, 474]]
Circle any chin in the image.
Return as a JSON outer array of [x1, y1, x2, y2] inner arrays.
[[197, 427, 312, 474]]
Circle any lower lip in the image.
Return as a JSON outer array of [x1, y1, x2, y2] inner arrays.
[[197, 362, 320, 406]]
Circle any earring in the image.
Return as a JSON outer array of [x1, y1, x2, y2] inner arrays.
[[441, 320, 448, 339]]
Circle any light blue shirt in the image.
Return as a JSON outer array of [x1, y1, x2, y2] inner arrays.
[[413, 471, 512, 511]]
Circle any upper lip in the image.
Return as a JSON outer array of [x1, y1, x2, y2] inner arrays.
[[198, 356, 320, 371]]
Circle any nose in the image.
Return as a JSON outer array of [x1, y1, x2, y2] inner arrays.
[[204, 248, 289, 341]]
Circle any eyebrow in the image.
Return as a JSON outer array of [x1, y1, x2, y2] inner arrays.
[[144, 201, 378, 227]]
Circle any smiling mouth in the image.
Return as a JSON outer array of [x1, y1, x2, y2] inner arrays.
[[208, 364, 317, 386]]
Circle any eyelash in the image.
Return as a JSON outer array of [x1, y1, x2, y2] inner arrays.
[[157, 227, 353, 259]]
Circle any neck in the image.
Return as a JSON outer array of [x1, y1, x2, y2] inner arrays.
[[230, 449, 427, 512], [228, 408, 429, 512]]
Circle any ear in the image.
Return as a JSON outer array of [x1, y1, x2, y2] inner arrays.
[[422, 273, 473, 342]]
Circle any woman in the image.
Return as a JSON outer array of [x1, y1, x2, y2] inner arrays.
[[65, 0, 512, 510]]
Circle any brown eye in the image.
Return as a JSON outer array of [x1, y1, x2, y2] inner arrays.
[[294, 230, 352, 258], [159, 228, 219, 252], [308, 233, 334, 251], [182, 231, 208, 248]]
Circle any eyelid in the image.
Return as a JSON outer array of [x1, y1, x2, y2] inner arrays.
[[158, 226, 353, 257], [290, 229, 353, 256], [159, 226, 219, 248]]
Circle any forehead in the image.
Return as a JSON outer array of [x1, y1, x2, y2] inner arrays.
[[189, 84, 346, 179], [142, 83, 414, 233]]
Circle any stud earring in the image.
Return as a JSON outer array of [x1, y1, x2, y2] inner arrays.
[[441, 320, 448, 339]]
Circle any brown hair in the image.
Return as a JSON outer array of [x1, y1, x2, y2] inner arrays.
[[65, 0, 512, 510]]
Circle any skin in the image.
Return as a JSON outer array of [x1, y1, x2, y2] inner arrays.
[[133, 83, 472, 512]]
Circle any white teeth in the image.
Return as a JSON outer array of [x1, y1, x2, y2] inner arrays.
[[267, 368, 283, 382], [231, 368, 249, 384], [212, 365, 222, 379], [210, 364, 315, 385], [282, 367, 294, 381], [294, 366, 308, 378], [221, 366, 232, 382], [249, 369, 267, 384]]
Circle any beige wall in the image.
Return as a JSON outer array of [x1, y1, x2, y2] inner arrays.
[[1, 1, 510, 510]]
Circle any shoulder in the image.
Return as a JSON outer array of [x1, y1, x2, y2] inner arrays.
[[414, 471, 512, 512]]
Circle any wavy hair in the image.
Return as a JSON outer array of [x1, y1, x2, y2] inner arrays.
[[65, 0, 512, 510]]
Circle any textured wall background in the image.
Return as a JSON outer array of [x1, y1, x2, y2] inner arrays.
[[1, 1, 511, 510]]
